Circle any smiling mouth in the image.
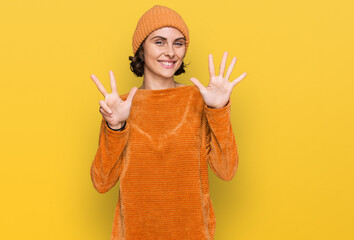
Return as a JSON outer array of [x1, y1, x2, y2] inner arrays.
[[158, 61, 177, 69]]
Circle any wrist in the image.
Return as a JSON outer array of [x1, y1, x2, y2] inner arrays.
[[107, 121, 126, 131]]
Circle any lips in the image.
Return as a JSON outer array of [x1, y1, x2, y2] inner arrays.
[[158, 60, 176, 69]]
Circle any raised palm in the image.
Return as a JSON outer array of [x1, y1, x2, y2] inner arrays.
[[190, 51, 247, 109], [91, 71, 137, 129]]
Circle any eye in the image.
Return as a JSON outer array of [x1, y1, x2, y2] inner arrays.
[[155, 41, 164, 45], [175, 42, 184, 46]]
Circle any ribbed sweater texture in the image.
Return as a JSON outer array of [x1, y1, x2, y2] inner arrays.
[[90, 85, 239, 240]]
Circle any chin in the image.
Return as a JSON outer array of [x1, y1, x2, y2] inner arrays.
[[159, 73, 175, 79], [158, 68, 178, 78]]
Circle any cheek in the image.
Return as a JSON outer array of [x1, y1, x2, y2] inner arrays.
[[147, 44, 162, 55], [144, 50, 156, 66], [145, 49, 161, 62], [177, 49, 186, 59]]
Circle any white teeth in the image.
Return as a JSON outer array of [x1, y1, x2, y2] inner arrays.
[[161, 61, 174, 66]]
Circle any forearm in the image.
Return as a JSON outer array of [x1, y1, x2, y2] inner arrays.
[[204, 99, 238, 181], [91, 118, 129, 193]]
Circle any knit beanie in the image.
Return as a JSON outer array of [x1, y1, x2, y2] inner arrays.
[[132, 5, 189, 55]]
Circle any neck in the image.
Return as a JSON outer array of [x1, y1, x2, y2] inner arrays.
[[139, 74, 177, 90], [139, 81, 176, 90]]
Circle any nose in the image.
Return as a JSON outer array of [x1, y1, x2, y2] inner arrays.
[[164, 44, 175, 58]]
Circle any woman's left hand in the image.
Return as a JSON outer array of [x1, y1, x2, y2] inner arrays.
[[189, 51, 247, 109]]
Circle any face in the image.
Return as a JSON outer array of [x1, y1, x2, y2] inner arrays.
[[142, 27, 186, 81]]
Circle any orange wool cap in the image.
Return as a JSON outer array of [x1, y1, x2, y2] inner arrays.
[[132, 5, 190, 55]]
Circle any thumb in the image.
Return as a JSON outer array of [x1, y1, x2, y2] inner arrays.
[[189, 77, 205, 92], [126, 87, 138, 104]]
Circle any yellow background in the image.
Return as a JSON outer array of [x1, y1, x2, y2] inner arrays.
[[1, 0, 353, 239]]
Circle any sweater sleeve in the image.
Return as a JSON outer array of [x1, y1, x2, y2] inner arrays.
[[204, 99, 239, 181], [90, 117, 129, 193]]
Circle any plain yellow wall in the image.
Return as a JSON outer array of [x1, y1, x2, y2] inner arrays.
[[1, 0, 353, 239]]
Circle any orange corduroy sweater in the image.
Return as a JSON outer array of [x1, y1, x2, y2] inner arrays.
[[90, 85, 239, 240]]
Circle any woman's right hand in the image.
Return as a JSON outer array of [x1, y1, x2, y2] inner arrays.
[[91, 70, 138, 129]]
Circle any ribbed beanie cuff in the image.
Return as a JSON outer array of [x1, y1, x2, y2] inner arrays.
[[132, 5, 189, 55]]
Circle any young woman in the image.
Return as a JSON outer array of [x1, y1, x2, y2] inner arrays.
[[90, 5, 247, 240]]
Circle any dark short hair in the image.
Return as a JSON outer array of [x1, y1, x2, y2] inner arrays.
[[129, 40, 188, 77]]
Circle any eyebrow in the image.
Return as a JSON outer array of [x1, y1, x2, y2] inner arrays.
[[151, 36, 186, 41]]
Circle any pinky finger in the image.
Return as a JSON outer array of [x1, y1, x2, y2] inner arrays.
[[99, 100, 112, 114]]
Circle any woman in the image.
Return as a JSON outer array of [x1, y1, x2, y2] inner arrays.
[[90, 5, 247, 240]]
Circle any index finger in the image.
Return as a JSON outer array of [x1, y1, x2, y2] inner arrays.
[[91, 74, 108, 97], [109, 70, 118, 94]]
